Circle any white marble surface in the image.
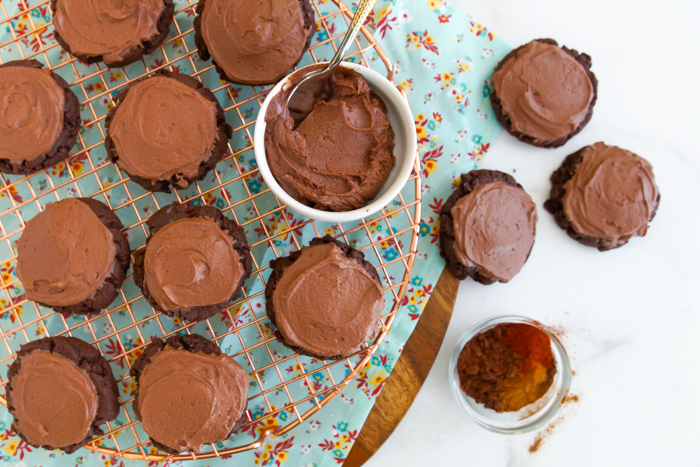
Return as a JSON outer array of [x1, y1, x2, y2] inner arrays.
[[366, 0, 700, 465]]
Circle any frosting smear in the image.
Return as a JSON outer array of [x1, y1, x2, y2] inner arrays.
[[265, 67, 395, 212]]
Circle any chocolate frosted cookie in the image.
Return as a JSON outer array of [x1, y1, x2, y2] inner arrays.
[[51, 0, 175, 68], [0, 60, 80, 175], [6, 336, 119, 453], [194, 0, 315, 85], [16, 198, 130, 315], [491, 39, 598, 148], [105, 71, 232, 192], [130, 334, 249, 454], [545, 142, 660, 251], [440, 170, 538, 285], [265, 236, 385, 360], [265, 66, 395, 212], [133, 204, 252, 323]]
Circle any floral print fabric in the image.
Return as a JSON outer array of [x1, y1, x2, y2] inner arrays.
[[0, 0, 509, 465]]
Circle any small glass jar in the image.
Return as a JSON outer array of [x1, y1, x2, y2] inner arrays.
[[448, 315, 572, 434]]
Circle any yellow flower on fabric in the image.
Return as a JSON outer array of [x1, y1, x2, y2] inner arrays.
[[261, 451, 270, 461], [427, 0, 438, 9], [334, 440, 343, 449], [424, 160, 438, 174], [416, 125, 427, 139], [277, 452, 289, 462], [425, 35, 435, 44], [265, 444, 273, 451], [369, 371, 387, 387], [342, 434, 350, 442]]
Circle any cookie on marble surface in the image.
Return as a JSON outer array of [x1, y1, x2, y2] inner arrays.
[[544, 142, 660, 251], [490, 38, 598, 148], [439, 170, 537, 285]]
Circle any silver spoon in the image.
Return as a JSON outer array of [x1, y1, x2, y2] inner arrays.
[[287, 0, 377, 125]]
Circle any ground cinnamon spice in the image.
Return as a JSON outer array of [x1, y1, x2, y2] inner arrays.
[[456, 323, 557, 412]]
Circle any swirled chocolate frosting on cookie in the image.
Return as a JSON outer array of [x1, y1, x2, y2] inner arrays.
[[197, 0, 314, 85], [108, 75, 218, 185], [272, 242, 384, 358], [52, 0, 169, 66], [143, 217, 244, 311], [9, 350, 99, 448], [492, 40, 594, 144], [562, 142, 659, 248], [0, 66, 64, 162], [136, 347, 248, 453], [16, 198, 116, 307], [451, 181, 538, 282], [265, 67, 395, 212]]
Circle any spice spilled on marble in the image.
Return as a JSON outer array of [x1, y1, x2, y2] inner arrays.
[[456, 323, 557, 412]]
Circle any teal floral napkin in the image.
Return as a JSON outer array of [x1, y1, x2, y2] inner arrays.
[[0, 0, 509, 465]]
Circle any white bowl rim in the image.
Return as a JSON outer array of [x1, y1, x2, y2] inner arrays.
[[253, 61, 417, 224]]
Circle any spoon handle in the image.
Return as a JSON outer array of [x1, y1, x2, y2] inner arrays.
[[328, 0, 377, 71]]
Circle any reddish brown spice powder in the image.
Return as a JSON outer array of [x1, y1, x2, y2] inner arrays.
[[457, 323, 557, 412]]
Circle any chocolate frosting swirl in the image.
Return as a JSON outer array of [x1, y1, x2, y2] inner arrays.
[[136, 347, 248, 453], [109, 75, 217, 184], [143, 217, 243, 311], [17, 198, 116, 306], [562, 142, 659, 248], [10, 350, 98, 448], [272, 242, 384, 358], [0, 66, 64, 162], [492, 40, 594, 143], [450, 181, 537, 282], [198, 0, 313, 85], [52, 0, 166, 66], [265, 67, 395, 212]]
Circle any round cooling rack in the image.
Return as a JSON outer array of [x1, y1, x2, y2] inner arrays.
[[0, 0, 421, 461]]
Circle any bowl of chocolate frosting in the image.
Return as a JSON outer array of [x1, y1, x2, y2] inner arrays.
[[254, 61, 416, 223]]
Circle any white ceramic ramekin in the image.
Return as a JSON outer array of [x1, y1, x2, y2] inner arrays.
[[253, 62, 416, 223]]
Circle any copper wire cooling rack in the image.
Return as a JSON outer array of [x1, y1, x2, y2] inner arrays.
[[0, 0, 421, 461]]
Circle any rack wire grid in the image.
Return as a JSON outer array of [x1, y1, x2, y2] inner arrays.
[[0, 0, 422, 461]]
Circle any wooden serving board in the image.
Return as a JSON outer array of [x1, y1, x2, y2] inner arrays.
[[344, 267, 459, 467]]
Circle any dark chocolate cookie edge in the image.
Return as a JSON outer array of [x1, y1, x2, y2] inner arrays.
[[129, 333, 248, 455], [264, 235, 383, 360], [104, 70, 232, 193], [50, 0, 175, 69], [489, 38, 599, 149], [438, 170, 534, 285], [193, 0, 316, 86], [132, 204, 252, 323], [5, 336, 120, 454], [543, 146, 661, 251], [0, 60, 81, 176]]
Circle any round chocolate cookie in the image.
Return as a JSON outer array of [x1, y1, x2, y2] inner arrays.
[[51, 0, 175, 68], [130, 334, 249, 454], [0, 60, 80, 175], [439, 170, 538, 285], [16, 198, 130, 315], [544, 142, 660, 251], [132, 204, 252, 323], [105, 71, 232, 193], [194, 0, 316, 85], [6, 336, 120, 453], [490, 38, 598, 148], [265, 236, 385, 360]]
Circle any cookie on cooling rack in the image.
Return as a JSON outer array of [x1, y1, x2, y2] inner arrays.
[[132, 204, 252, 323], [130, 334, 249, 454], [105, 71, 232, 193], [5, 336, 119, 453], [544, 142, 660, 251], [439, 170, 538, 285], [0, 60, 80, 175], [194, 0, 316, 85], [51, 0, 175, 68], [16, 198, 130, 315], [265, 236, 385, 360], [490, 39, 598, 148]]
